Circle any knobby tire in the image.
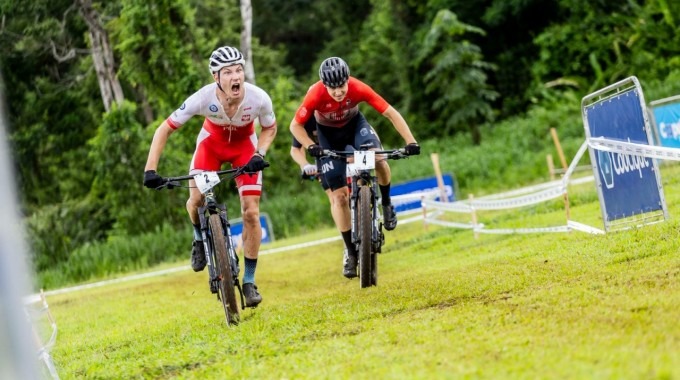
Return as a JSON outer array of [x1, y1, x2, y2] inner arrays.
[[358, 186, 373, 288], [209, 214, 239, 325]]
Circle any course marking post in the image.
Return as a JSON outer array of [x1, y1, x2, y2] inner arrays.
[[550, 127, 568, 171], [430, 153, 448, 203], [469, 193, 479, 239], [547, 154, 555, 181]]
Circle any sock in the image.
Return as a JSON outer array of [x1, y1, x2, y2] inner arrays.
[[243, 257, 257, 284], [379, 183, 391, 206], [341, 230, 356, 256], [193, 223, 202, 241]]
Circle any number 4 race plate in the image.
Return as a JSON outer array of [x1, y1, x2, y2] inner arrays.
[[194, 171, 221, 194], [354, 150, 375, 170]]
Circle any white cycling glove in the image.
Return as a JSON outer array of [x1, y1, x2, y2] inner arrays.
[[302, 164, 317, 176]]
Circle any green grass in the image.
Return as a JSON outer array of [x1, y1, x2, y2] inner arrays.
[[42, 167, 680, 379]]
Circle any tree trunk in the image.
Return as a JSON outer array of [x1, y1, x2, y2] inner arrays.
[[78, 0, 124, 112], [240, 0, 255, 84]]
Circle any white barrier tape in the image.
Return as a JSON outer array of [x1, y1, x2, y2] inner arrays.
[[474, 225, 571, 234], [392, 190, 439, 203], [423, 219, 603, 235], [422, 185, 563, 211], [567, 176, 595, 186], [423, 218, 481, 230], [567, 220, 605, 234], [422, 199, 473, 213], [477, 180, 563, 200], [562, 140, 590, 185], [588, 137, 680, 161], [469, 185, 565, 210]]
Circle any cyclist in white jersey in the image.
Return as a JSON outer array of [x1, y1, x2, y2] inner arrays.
[[143, 46, 276, 307]]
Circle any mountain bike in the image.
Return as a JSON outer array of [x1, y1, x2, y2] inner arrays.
[[320, 148, 409, 288], [156, 165, 265, 325]]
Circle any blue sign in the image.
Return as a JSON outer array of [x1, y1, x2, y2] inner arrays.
[[652, 101, 680, 148], [585, 89, 662, 221], [391, 174, 455, 213], [228, 213, 274, 248]]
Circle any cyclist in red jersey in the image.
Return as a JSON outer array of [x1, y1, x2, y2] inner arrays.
[[290, 57, 420, 279], [143, 46, 277, 307]]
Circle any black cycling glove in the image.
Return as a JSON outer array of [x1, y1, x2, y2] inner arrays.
[[404, 143, 421, 156], [143, 170, 164, 189], [307, 144, 323, 158], [244, 154, 268, 173]]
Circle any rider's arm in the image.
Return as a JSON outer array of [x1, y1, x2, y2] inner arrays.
[[256, 124, 277, 156], [144, 120, 176, 171], [290, 119, 316, 150], [290, 145, 311, 169], [382, 105, 417, 144]]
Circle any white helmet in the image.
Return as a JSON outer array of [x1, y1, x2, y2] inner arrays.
[[209, 46, 245, 73]]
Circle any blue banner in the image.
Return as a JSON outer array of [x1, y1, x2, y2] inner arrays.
[[586, 90, 662, 220], [391, 174, 455, 213], [228, 213, 274, 247], [652, 102, 680, 148]]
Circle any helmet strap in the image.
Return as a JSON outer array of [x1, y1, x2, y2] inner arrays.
[[215, 71, 227, 95]]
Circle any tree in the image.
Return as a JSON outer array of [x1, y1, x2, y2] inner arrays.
[[240, 0, 255, 84], [414, 9, 497, 144], [78, 0, 125, 112]]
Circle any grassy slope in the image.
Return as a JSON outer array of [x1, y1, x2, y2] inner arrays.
[[45, 167, 680, 379]]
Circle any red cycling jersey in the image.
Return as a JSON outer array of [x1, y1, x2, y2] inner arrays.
[[294, 77, 390, 128]]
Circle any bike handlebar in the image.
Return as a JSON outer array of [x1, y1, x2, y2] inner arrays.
[[319, 148, 409, 160], [156, 161, 270, 190]]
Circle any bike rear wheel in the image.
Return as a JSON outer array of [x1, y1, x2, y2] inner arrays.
[[209, 214, 240, 325], [358, 186, 373, 288]]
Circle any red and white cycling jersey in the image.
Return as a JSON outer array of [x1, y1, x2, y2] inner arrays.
[[166, 82, 276, 142], [294, 77, 389, 128], [166, 82, 276, 197]]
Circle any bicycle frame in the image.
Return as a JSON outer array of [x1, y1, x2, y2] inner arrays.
[[197, 189, 241, 303], [321, 148, 408, 287], [348, 169, 384, 254], [158, 168, 245, 325]]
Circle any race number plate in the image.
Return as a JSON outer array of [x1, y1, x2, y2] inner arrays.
[[194, 171, 221, 194], [354, 150, 375, 170], [346, 163, 360, 177]]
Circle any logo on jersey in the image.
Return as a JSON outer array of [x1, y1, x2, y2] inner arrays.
[[209, 104, 218, 112], [244, 107, 252, 111], [180, 103, 186, 110], [360, 128, 369, 137], [241, 114, 251, 122], [299, 107, 308, 118]]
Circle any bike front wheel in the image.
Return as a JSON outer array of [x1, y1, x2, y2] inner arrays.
[[209, 214, 240, 325], [357, 185, 374, 288]]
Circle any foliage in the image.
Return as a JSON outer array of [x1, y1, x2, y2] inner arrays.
[[531, 0, 680, 94], [87, 100, 180, 235], [0, 0, 100, 206], [414, 9, 498, 144], [37, 223, 189, 289], [111, 0, 216, 115], [25, 197, 112, 273], [4, 0, 680, 283]]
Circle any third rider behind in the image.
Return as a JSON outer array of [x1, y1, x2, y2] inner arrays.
[[289, 56, 420, 279]]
